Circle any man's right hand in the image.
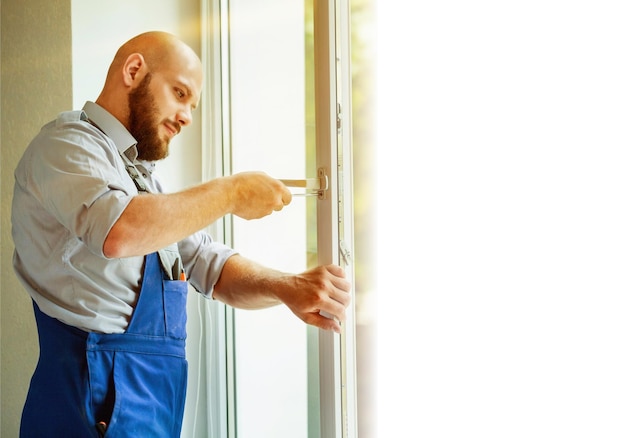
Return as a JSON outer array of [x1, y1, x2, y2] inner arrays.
[[227, 171, 293, 220]]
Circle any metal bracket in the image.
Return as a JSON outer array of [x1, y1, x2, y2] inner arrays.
[[280, 168, 329, 199]]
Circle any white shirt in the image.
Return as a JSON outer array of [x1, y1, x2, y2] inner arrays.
[[12, 101, 236, 333]]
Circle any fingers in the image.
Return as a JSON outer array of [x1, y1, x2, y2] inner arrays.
[[230, 172, 293, 219], [318, 292, 350, 324], [273, 184, 292, 212], [326, 265, 351, 295], [306, 312, 343, 334], [284, 264, 352, 334], [320, 265, 351, 313], [281, 185, 292, 206]]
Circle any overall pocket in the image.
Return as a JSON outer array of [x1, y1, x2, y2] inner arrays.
[[90, 350, 188, 437], [162, 279, 188, 339]]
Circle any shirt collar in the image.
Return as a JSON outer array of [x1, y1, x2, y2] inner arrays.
[[81, 101, 138, 160]]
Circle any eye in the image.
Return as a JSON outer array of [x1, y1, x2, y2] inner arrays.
[[175, 88, 185, 99]]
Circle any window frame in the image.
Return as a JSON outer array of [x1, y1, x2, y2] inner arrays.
[[199, 0, 358, 436]]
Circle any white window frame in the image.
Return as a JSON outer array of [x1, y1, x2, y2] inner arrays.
[[198, 0, 357, 436], [313, 0, 358, 436]]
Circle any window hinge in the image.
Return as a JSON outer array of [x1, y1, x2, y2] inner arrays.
[[339, 240, 352, 266], [337, 102, 342, 132]]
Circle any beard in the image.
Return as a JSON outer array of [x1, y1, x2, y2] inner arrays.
[[128, 72, 170, 161]]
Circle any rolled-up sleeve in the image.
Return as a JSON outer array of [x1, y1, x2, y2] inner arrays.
[[28, 119, 135, 258], [178, 231, 238, 298]]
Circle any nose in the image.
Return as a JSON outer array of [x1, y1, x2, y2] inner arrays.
[[177, 105, 193, 127]]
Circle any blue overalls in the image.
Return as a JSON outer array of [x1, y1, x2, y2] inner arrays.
[[20, 252, 189, 437]]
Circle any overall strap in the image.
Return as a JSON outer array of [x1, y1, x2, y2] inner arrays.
[[86, 116, 182, 280], [116, 147, 182, 280], [116, 146, 150, 193]]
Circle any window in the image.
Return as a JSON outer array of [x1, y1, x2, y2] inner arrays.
[[200, 0, 363, 436]]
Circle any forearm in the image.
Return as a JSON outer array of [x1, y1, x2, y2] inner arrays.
[[213, 255, 285, 309], [213, 254, 352, 333], [103, 179, 233, 258], [103, 171, 291, 259]]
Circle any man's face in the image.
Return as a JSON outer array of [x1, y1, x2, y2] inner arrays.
[[128, 72, 175, 161]]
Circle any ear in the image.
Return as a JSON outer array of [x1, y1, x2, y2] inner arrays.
[[121, 53, 146, 86]]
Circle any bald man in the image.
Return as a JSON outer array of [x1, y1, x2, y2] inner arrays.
[[12, 31, 350, 437]]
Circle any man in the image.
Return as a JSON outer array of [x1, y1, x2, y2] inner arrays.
[[12, 31, 351, 437]]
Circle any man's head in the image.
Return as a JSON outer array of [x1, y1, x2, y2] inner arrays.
[[96, 31, 203, 160]]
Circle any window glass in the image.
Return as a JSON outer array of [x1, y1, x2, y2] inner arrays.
[[228, 0, 316, 436]]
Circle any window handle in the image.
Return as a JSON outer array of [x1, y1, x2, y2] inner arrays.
[[280, 169, 328, 199]]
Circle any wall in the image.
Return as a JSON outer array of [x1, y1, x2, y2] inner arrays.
[[1, 0, 73, 435], [1, 1, 208, 436]]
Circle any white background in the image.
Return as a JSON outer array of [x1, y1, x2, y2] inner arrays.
[[376, 2, 626, 436]]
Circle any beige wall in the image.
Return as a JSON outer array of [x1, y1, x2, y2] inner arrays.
[[1, 0, 72, 435]]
